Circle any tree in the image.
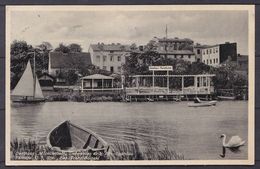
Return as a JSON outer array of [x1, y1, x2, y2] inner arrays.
[[66, 70, 78, 85], [54, 43, 70, 53], [130, 43, 138, 50], [10, 40, 55, 89], [68, 43, 82, 53], [37, 41, 53, 51], [10, 40, 33, 89], [35, 41, 53, 71]]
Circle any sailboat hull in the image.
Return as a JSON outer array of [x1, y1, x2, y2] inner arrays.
[[12, 96, 45, 103]]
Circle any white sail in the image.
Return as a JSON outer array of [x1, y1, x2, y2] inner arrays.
[[34, 73, 44, 99], [11, 61, 44, 99]]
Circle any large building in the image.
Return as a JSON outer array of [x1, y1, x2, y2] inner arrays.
[[88, 43, 130, 73], [199, 42, 237, 67], [149, 37, 196, 63], [193, 44, 209, 62], [156, 48, 196, 62], [153, 37, 194, 51]]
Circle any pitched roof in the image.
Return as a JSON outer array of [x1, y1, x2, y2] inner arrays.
[[39, 72, 55, 80], [90, 44, 131, 52], [81, 74, 114, 80], [50, 52, 92, 69]]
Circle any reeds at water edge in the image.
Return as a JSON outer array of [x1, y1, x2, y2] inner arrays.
[[11, 138, 184, 160]]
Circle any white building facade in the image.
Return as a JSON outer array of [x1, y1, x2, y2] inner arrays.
[[89, 43, 130, 73], [201, 45, 220, 67]]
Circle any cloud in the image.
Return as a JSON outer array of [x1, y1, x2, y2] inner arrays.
[[10, 9, 248, 54]]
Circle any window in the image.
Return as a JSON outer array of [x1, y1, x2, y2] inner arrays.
[[103, 66, 106, 70], [197, 49, 200, 54], [213, 59, 215, 64], [216, 48, 218, 53], [203, 50, 205, 55], [188, 55, 191, 59], [118, 66, 121, 72], [203, 60, 205, 63], [174, 55, 177, 59], [210, 59, 212, 64], [210, 49, 212, 54], [110, 55, 114, 62], [213, 48, 215, 53], [206, 50, 208, 54], [110, 51, 114, 53], [97, 66, 100, 69], [103, 55, 107, 62], [96, 55, 100, 62], [118, 56, 121, 62], [207, 59, 208, 64], [110, 66, 114, 73], [216, 58, 218, 63], [181, 55, 183, 58]]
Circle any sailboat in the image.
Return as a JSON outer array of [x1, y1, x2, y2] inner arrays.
[[11, 60, 45, 103]]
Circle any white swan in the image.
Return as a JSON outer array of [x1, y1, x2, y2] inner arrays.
[[219, 134, 246, 158]]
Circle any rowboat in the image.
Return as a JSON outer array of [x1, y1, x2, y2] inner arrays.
[[47, 121, 109, 153], [217, 96, 236, 100], [188, 97, 217, 107]]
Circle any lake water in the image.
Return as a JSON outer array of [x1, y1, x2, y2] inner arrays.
[[11, 101, 248, 160]]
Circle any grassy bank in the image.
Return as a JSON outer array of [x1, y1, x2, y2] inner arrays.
[[11, 138, 184, 160]]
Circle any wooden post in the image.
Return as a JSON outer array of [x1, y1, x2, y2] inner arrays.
[[195, 75, 197, 95], [102, 79, 104, 91], [92, 79, 94, 92], [152, 71, 155, 93], [137, 76, 139, 94], [167, 71, 169, 93], [207, 76, 210, 94], [182, 76, 184, 94], [81, 79, 84, 92], [112, 79, 114, 91]]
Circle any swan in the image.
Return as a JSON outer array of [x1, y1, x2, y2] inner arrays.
[[219, 134, 246, 158]]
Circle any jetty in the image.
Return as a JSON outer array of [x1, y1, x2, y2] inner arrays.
[[124, 74, 215, 102]]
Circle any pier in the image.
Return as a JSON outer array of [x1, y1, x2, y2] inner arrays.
[[124, 74, 215, 101]]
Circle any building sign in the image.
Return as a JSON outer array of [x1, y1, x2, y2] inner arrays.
[[149, 66, 173, 71]]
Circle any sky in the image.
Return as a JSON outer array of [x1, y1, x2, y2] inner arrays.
[[10, 9, 249, 54]]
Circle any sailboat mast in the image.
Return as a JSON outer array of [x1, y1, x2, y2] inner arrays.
[[33, 51, 36, 99]]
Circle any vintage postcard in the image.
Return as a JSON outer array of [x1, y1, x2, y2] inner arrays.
[[5, 5, 255, 165]]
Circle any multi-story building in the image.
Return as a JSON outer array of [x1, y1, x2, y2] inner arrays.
[[157, 48, 196, 62], [200, 42, 237, 67], [153, 37, 194, 51], [201, 45, 220, 67], [193, 44, 209, 62], [88, 43, 130, 73], [149, 37, 196, 63]]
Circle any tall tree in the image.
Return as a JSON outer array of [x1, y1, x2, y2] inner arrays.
[[10, 40, 33, 89], [68, 43, 82, 53], [54, 43, 70, 53], [35, 41, 53, 71]]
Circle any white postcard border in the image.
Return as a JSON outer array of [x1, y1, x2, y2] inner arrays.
[[5, 5, 255, 166]]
